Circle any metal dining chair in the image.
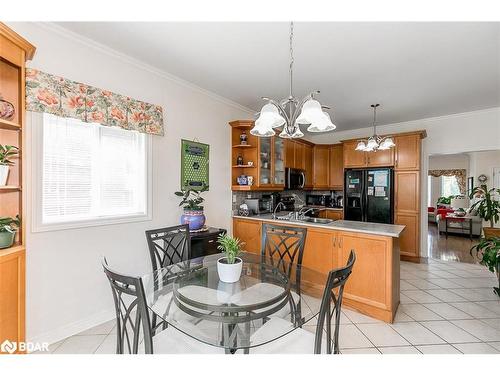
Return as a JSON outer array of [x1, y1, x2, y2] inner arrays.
[[145, 224, 191, 272], [239, 224, 307, 324], [145, 224, 193, 331], [249, 251, 356, 354], [102, 257, 223, 354]]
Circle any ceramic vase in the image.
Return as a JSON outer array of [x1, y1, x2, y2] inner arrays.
[[217, 257, 243, 283], [180, 210, 206, 231]]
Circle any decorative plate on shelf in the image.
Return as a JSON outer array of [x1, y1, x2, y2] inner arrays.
[[478, 174, 488, 183], [0, 98, 15, 121]]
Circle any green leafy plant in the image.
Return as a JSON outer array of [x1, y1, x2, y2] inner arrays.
[[174, 184, 209, 211], [470, 236, 500, 296], [0, 215, 21, 233], [217, 233, 244, 264], [469, 185, 500, 228], [0, 145, 19, 166]]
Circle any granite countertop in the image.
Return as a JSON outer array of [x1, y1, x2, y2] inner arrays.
[[305, 205, 343, 211], [233, 214, 405, 238]]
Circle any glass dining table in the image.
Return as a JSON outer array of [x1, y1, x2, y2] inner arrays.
[[141, 252, 328, 353]]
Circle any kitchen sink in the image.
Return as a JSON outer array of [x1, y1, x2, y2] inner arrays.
[[299, 217, 334, 224]]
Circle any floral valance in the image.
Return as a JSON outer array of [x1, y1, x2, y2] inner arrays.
[[25, 69, 164, 136], [428, 169, 467, 195]]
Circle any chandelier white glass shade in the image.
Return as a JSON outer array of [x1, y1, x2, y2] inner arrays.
[[355, 104, 395, 152], [251, 22, 336, 139]]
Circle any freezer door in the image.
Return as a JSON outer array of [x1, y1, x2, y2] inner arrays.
[[344, 169, 365, 222], [366, 168, 393, 224]]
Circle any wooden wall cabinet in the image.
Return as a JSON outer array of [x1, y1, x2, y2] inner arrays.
[[312, 145, 330, 189], [394, 134, 420, 170], [230, 121, 285, 191], [0, 23, 35, 354], [366, 148, 394, 167], [303, 144, 313, 189], [232, 218, 261, 254], [329, 144, 343, 189], [343, 141, 367, 168]]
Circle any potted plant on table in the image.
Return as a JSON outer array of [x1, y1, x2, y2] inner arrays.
[[469, 184, 500, 238], [470, 236, 500, 297], [0, 145, 19, 186], [0, 215, 20, 249], [174, 184, 209, 231], [216, 233, 244, 283]]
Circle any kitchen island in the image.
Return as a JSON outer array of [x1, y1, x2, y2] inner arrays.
[[232, 215, 405, 323]]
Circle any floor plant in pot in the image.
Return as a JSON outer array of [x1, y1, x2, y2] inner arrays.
[[174, 184, 209, 231], [0, 215, 20, 249], [469, 184, 500, 238], [216, 233, 244, 283], [470, 236, 500, 297], [0, 144, 18, 186]]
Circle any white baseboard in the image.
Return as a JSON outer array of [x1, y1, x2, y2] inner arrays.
[[28, 309, 115, 348]]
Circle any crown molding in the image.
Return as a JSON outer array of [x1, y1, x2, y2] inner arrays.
[[32, 22, 254, 115]]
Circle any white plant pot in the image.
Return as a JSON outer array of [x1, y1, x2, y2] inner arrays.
[[0, 165, 9, 186], [217, 257, 243, 283]]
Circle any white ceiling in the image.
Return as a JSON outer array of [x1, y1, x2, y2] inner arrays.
[[55, 22, 500, 131]]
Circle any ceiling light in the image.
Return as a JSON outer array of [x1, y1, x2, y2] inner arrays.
[[355, 104, 395, 153], [250, 22, 335, 139]]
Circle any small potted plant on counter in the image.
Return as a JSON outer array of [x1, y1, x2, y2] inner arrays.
[[216, 233, 244, 283], [0, 145, 19, 186], [470, 236, 500, 297], [0, 215, 20, 249], [469, 184, 500, 238], [174, 184, 209, 231]]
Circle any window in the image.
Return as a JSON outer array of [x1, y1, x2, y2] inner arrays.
[[441, 175, 460, 197], [33, 113, 151, 231]]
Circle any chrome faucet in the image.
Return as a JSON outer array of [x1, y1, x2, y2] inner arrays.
[[272, 202, 286, 219], [297, 206, 314, 220]]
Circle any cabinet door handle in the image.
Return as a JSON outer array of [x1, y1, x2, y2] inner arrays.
[[333, 236, 336, 247]]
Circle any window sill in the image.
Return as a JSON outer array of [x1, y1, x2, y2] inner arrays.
[[31, 212, 152, 233]]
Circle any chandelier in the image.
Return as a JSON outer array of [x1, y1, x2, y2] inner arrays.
[[250, 22, 336, 139], [355, 104, 395, 152]]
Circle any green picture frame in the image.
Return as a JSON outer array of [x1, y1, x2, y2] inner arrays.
[[180, 139, 209, 191]]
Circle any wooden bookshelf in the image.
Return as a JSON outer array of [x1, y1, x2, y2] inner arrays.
[[0, 23, 35, 354]]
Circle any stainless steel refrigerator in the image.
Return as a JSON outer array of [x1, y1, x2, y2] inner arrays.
[[344, 168, 394, 224]]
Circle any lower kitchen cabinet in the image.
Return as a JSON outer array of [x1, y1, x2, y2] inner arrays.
[[302, 228, 335, 274], [395, 212, 420, 259], [0, 247, 25, 353], [232, 218, 261, 254], [337, 231, 399, 323]]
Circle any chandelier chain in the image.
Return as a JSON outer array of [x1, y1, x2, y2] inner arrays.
[[289, 21, 294, 99]]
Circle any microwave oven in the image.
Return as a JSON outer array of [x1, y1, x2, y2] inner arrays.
[[285, 168, 306, 190]]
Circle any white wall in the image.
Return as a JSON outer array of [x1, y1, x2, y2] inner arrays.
[[7, 22, 252, 344], [468, 150, 500, 187], [308, 107, 500, 258]]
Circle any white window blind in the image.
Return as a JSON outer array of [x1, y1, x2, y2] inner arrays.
[[40, 113, 148, 227], [441, 175, 460, 197]]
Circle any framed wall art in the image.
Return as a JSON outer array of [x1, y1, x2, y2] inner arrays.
[[180, 139, 209, 191]]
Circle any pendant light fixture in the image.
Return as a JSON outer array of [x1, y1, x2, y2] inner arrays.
[[355, 104, 395, 152], [250, 22, 336, 138]]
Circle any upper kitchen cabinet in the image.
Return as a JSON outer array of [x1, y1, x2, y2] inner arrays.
[[284, 139, 306, 170], [366, 147, 394, 167], [394, 132, 426, 170], [329, 144, 343, 189], [304, 143, 313, 189], [273, 137, 286, 185], [343, 140, 367, 168], [313, 145, 330, 189]]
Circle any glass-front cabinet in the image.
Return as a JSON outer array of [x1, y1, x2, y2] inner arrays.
[[258, 137, 272, 186], [273, 138, 285, 185], [257, 136, 285, 188]]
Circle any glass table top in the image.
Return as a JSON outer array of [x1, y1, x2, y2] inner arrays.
[[142, 252, 327, 351]]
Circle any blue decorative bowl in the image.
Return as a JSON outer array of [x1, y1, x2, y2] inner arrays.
[[181, 210, 206, 231]]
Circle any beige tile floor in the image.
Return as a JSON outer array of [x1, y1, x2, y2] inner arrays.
[[35, 258, 500, 354]]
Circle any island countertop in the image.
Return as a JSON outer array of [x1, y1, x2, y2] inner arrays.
[[232, 214, 405, 238]]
